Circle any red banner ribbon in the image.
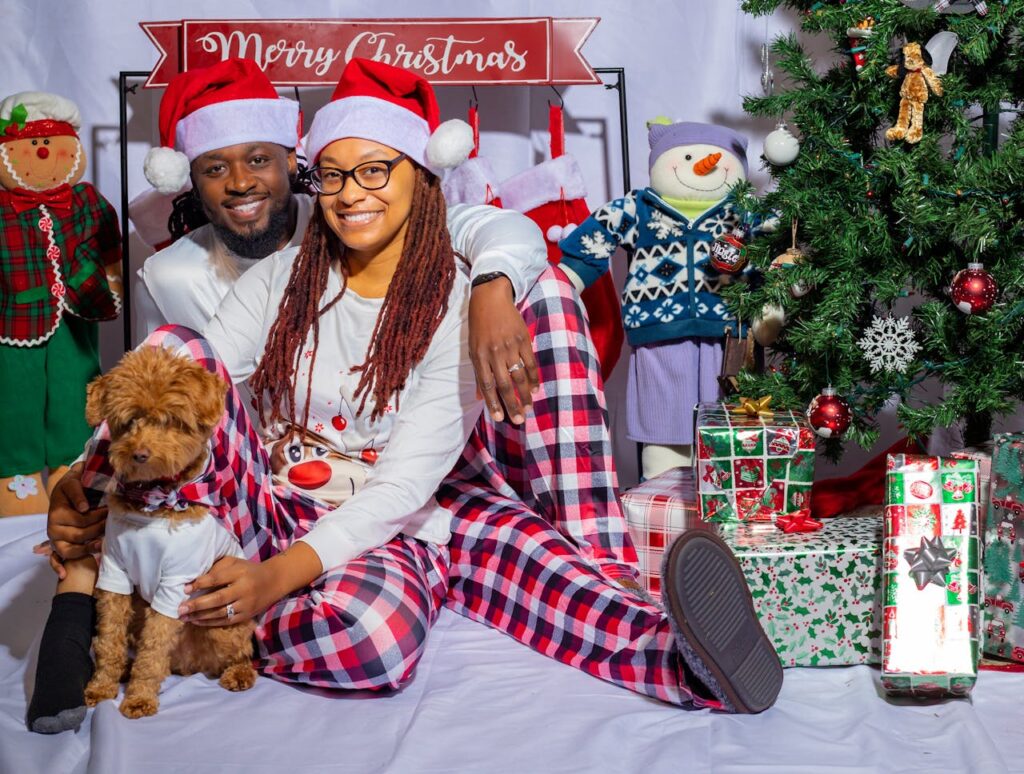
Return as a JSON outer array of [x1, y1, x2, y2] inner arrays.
[[141, 17, 601, 88], [775, 509, 824, 534]]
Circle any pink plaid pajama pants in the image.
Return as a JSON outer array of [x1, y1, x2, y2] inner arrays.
[[83, 268, 702, 706]]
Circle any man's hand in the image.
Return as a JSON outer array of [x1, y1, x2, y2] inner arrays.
[[468, 276, 540, 424], [41, 462, 106, 578]]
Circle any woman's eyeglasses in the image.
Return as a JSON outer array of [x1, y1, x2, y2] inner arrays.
[[304, 153, 408, 195]]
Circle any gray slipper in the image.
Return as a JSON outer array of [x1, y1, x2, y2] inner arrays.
[[661, 529, 783, 714]]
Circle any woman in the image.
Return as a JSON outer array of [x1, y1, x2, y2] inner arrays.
[[87, 59, 782, 712]]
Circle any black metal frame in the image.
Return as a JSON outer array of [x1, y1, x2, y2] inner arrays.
[[117, 67, 630, 350]]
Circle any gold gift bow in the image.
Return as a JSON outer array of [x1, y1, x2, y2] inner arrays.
[[729, 395, 774, 418]]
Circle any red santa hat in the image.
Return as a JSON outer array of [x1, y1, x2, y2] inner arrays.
[[305, 58, 473, 172], [144, 58, 300, 194]]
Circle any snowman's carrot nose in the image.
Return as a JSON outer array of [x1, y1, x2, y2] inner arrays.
[[693, 152, 721, 176]]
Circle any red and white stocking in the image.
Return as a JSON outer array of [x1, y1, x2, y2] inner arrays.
[[501, 105, 624, 380], [440, 105, 502, 208]]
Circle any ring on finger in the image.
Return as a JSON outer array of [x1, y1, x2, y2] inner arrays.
[[508, 361, 525, 373], [226, 602, 236, 620]]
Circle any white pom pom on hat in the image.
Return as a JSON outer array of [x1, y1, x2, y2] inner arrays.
[[306, 58, 473, 172], [143, 146, 190, 194], [145, 58, 300, 194]]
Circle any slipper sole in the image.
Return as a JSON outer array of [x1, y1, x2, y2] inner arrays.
[[662, 530, 783, 713]]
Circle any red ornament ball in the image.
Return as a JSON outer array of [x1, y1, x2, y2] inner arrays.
[[950, 262, 997, 315], [807, 387, 852, 439], [709, 231, 749, 274]]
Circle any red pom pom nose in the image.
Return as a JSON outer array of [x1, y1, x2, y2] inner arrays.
[[36, 146, 49, 159]]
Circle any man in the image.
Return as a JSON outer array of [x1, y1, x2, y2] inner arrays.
[[31, 58, 645, 733]]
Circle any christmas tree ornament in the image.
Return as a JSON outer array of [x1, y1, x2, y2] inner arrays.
[[886, 42, 944, 145], [902, 0, 986, 14], [764, 121, 800, 166], [807, 387, 852, 439], [950, 262, 997, 314], [846, 17, 875, 75], [857, 315, 921, 374], [770, 219, 810, 297], [709, 227, 749, 274]]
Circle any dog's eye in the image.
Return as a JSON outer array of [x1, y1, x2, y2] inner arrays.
[[312, 446, 330, 458], [286, 443, 303, 464]]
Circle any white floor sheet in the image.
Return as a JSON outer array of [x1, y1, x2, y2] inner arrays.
[[1, 514, 1021, 774]]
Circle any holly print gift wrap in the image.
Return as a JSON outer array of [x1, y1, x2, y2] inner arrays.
[[622, 469, 883, 667], [695, 402, 816, 523], [725, 514, 882, 667], [982, 434, 1024, 663], [882, 455, 981, 698]]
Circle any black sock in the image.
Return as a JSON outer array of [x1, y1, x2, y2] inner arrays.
[[27, 592, 96, 733]]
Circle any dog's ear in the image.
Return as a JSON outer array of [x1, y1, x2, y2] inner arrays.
[[192, 367, 230, 435], [84, 374, 109, 427]]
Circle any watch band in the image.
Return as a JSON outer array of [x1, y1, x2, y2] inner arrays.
[[470, 270, 510, 289]]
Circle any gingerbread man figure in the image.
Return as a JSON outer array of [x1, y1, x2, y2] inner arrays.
[[0, 92, 121, 515]]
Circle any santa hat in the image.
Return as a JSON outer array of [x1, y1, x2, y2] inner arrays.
[[305, 58, 472, 173], [144, 58, 300, 195], [647, 119, 749, 175], [0, 91, 80, 142]]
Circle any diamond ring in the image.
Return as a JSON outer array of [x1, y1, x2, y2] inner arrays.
[[226, 602, 236, 620], [508, 361, 524, 373]]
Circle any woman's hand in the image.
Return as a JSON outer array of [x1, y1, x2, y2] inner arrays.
[[468, 276, 540, 424], [179, 557, 279, 626], [180, 542, 323, 626]]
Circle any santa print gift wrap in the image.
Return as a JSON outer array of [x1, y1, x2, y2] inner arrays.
[[882, 455, 981, 697], [981, 435, 1024, 663], [695, 402, 816, 523], [622, 469, 883, 667]]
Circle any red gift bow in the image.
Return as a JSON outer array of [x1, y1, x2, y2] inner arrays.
[[4, 184, 74, 215], [775, 509, 824, 533]]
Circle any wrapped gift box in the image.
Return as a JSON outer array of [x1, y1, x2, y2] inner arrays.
[[882, 455, 981, 697], [982, 434, 1024, 662], [622, 469, 882, 667], [951, 443, 993, 510], [695, 402, 816, 523]]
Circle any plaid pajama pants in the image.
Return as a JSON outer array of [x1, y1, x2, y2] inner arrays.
[[441, 268, 704, 708], [85, 267, 701, 705]]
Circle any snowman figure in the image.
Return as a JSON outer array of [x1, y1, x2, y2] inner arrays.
[[0, 92, 121, 515], [559, 120, 763, 479]]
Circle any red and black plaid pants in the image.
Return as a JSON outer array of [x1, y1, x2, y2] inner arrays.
[[87, 268, 702, 706]]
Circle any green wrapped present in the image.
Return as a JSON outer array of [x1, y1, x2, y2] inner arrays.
[[882, 455, 981, 698], [695, 401, 816, 523], [722, 514, 882, 667], [982, 434, 1024, 662]]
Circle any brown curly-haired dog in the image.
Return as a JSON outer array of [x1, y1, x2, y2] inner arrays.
[[82, 345, 257, 720], [886, 42, 943, 145]]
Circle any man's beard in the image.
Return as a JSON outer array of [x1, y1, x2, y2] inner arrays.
[[210, 199, 294, 260]]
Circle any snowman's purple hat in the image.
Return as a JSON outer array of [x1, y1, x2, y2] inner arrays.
[[648, 120, 748, 175]]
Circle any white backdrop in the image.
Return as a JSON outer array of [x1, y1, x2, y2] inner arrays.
[[3, 0, 944, 486]]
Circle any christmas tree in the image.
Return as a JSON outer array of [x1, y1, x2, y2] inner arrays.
[[727, 0, 1024, 455]]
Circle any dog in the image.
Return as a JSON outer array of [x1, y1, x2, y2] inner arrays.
[[82, 345, 257, 719]]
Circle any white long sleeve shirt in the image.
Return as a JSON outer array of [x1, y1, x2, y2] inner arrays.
[[202, 204, 545, 571], [136, 195, 545, 336]]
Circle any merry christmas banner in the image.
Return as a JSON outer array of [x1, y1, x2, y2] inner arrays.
[[140, 18, 601, 88]]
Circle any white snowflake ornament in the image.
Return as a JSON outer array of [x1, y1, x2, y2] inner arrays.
[[857, 315, 921, 374]]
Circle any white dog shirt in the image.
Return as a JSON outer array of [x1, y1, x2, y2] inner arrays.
[[96, 509, 245, 619]]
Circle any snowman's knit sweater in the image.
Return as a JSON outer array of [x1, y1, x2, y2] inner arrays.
[[559, 187, 750, 346]]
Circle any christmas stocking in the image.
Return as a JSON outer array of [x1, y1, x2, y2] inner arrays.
[[501, 106, 624, 381], [440, 105, 503, 208]]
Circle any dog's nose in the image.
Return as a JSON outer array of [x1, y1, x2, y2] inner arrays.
[[132, 449, 151, 464]]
